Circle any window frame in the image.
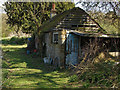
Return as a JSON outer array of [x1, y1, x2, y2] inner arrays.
[[53, 32, 58, 44]]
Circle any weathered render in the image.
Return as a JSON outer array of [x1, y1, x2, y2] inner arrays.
[[36, 7, 120, 67]]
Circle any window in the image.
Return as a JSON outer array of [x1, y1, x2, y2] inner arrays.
[[53, 32, 58, 44]]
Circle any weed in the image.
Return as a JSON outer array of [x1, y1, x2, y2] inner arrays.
[[82, 82, 90, 88], [78, 61, 119, 88], [68, 75, 79, 82]]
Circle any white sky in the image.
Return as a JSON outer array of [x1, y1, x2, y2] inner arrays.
[[0, 0, 7, 13], [0, 0, 7, 7]]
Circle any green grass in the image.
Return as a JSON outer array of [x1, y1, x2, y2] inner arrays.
[[2, 38, 120, 88], [2, 44, 78, 88], [2, 37, 28, 45]]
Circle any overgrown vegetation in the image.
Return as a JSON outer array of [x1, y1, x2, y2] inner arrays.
[[68, 75, 79, 82], [77, 60, 120, 88], [71, 38, 120, 88]]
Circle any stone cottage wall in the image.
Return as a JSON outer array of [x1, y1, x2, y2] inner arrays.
[[44, 30, 66, 67]]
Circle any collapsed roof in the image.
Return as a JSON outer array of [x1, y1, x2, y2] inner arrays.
[[37, 7, 120, 38]]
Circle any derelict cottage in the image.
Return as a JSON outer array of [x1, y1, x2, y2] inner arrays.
[[33, 4, 120, 67]]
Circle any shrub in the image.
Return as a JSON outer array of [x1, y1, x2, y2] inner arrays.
[[2, 37, 28, 45], [82, 82, 91, 88], [78, 61, 119, 88], [68, 75, 79, 82]]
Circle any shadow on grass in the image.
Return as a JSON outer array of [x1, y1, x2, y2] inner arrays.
[[2, 46, 68, 88]]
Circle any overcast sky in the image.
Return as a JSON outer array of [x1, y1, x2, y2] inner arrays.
[[0, 0, 7, 13], [0, 0, 7, 7]]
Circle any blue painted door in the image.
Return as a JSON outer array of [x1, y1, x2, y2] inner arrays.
[[66, 33, 79, 65]]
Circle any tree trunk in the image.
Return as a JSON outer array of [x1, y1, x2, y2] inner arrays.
[[16, 26, 20, 37]]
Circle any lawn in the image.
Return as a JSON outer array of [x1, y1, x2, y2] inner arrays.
[[2, 43, 79, 88], [2, 37, 119, 88]]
